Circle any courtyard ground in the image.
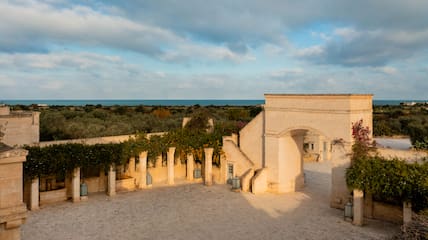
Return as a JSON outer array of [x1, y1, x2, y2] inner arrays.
[[21, 162, 399, 240]]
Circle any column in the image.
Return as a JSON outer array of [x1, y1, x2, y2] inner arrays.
[[186, 153, 194, 181], [138, 151, 148, 189], [107, 165, 116, 196], [167, 147, 176, 185], [403, 202, 412, 224], [204, 148, 213, 186], [353, 189, 364, 226], [30, 178, 39, 210], [0, 148, 28, 240], [71, 167, 80, 203]]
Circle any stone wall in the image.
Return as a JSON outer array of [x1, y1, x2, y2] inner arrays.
[[0, 147, 28, 240], [239, 112, 264, 168], [0, 106, 39, 147]]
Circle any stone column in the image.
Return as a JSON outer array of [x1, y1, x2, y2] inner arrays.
[[353, 189, 364, 226], [29, 178, 39, 210], [403, 202, 412, 224], [138, 151, 148, 189], [167, 147, 176, 185], [71, 167, 80, 203], [0, 148, 28, 240], [204, 148, 213, 186], [107, 165, 116, 197], [186, 153, 194, 181]]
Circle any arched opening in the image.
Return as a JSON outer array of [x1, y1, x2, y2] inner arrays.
[[277, 127, 332, 193]]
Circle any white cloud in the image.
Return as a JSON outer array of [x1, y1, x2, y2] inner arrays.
[[374, 66, 398, 75]]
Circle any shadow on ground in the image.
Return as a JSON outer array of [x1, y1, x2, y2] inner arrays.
[[21, 163, 399, 240]]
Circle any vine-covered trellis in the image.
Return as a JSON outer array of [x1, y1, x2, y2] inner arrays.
[[24, 128, 224, 180]]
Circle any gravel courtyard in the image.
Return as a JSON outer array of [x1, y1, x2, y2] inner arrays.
[[21, 162, 399, 240]]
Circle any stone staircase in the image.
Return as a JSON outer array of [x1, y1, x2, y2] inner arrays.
[[222, 135, 268, 194]]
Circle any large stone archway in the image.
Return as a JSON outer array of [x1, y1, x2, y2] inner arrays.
[[236, 94, 373, 208]]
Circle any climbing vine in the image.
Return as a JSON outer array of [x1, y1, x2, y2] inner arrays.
[[24, 128, 224, 180], [346, 119, 428, 212]]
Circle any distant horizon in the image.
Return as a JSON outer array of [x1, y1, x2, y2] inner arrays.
[[1, 99, 427, 107], [2, 97, 428, 101]]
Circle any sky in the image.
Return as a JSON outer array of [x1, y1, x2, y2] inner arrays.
[[0, 0, 427, 100]]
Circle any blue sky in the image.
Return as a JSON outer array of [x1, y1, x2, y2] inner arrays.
[[0, 0, 427, 99]]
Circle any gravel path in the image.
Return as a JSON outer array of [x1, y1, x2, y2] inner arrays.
[[21, 162, 399, 240]]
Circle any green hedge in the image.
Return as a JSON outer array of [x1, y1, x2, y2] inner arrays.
[[346, 156, 428, 211], [24, 129, 223, 180], [24, 143, 130, 180]]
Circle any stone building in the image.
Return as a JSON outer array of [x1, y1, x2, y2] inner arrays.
[[222, 94, 373, 208], [0, 105, 39, 147]]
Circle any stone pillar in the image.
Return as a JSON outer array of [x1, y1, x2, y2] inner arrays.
[[29, 178, 39, 210], [186, 153, 194, 181], [107, 165, 116, 197], [71, 167, 80, 203], [128, 157, 135, 178], [0, 148, 28, 240], [353, 189, 364, 226], [330, 143, 352, 209], [167, 147, 176, 185], [138, 151, 148, 189], [403, 202, 412, 224], [204, 148, 213, 186]]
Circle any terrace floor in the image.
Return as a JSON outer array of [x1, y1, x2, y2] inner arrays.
[[21, 162, 399, 240]]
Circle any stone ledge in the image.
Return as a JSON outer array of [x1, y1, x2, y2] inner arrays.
[[0, 204, 27, 228]]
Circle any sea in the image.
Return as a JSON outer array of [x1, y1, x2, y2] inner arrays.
[[0, 99, 426, 106]]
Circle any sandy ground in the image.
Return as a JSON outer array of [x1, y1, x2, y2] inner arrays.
[[21, 162, 399, 240], [374, 137, 412, 150]]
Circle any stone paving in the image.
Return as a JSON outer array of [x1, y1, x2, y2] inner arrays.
[[22, 162, 399, 240]]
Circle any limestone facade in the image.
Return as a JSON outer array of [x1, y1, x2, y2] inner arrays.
[[223, 94, 373, 208], [0, 106, 39, 147], [0, 146, 28, 240]]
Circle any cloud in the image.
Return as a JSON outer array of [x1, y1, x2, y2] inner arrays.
[[0, 1, 253, 63], [373, 66, 398, 75], [297, 27, 428, 66]]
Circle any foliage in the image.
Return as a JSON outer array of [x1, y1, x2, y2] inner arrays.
[[24, 143, 130, 180], [373, 104, 428, 149], [347, 156, 428, 211], [351, 119, 375, 161], [347, 119, 428, 212], [32, 105, 256, 141]]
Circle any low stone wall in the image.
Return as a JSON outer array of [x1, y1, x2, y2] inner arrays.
[[372, 201, 402, 224], [364, 195, 403, 224], [116, 177, 136, 192], [85, 176, 106, 193], [378, 148, 427, 163], [40, 188, 67, 205], [38, 132, 166, 147]]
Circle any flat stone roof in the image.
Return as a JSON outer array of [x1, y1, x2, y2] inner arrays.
[[265, 93, 373, 97]]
